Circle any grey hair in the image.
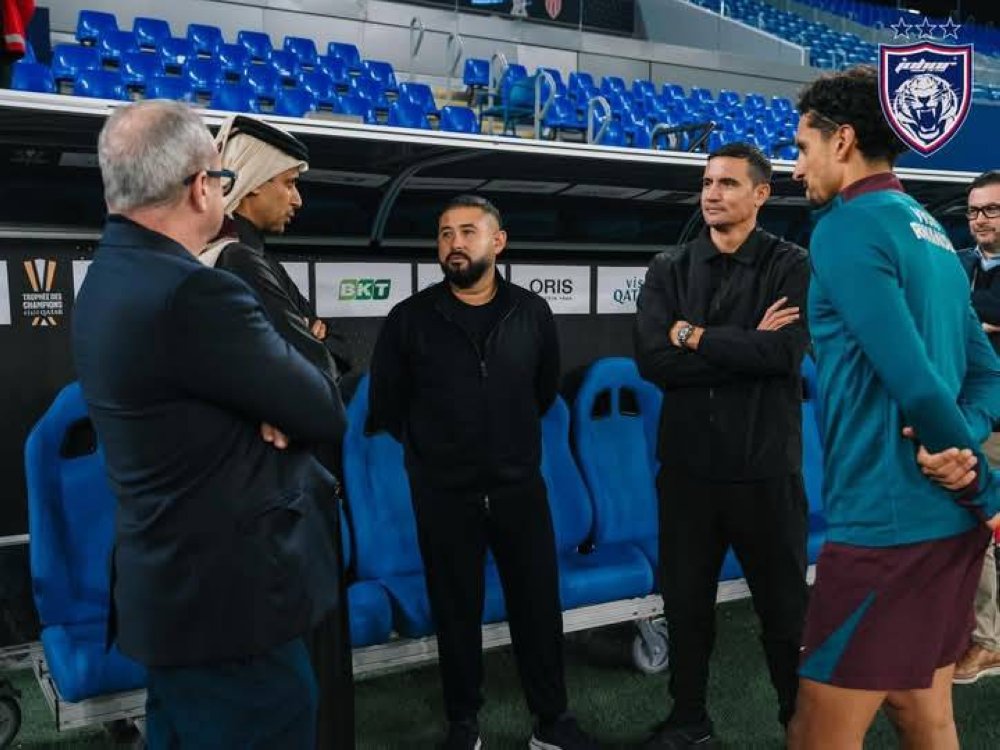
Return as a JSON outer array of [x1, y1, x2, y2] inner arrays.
[[97, 100, 218, 213]]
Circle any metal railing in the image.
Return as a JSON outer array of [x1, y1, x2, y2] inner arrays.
[[408, 17, 425, 82]]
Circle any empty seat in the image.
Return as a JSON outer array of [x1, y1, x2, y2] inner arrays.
[[243, 65, 280, 103], [237, 30, 273, 64], [601, 76, 627, 95], [119, 52, 163, 91], [11, 61, 55, 93], [217, 43, 250, 82], [26, 383, 146, 702], [333, 93, 378, 124], [210, 82, 260, 113], [387, 99, 431, 130], [132, 17, 171, 51], [97, 30, 138, 67], [284, 36, 319, 69], [158, 38, 195, 75], [74, 69, 127, 100], [397, 81, 438, 117], [542, 397, 653, 608], [184, 58, 223, 97], [351, 76, 389, 109], [343, 376, 506, 638], [299, 70, 338, 109], [362, 59, 398, 94], [438, 105, 479, 134], [632, 78, 657, 100], [328, 42, 362, 73], [76, 10, 117, 46], [661, 83, 686, 101], [573, 358, 660, 566], [269, 50, 300, 86], [186, 23, 223, 58], [317, 55, 350, 88], [568, 71, 598, 103], [144, 75, 194, 102], [274, 88, 316, 118], [463, 57, 489, 88], [50, 45, 102, 89], [543, 95, 586, 135]]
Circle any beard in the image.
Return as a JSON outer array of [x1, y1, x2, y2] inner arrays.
[[440, 253, 492, 289]]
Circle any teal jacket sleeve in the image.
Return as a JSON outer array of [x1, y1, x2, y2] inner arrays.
[[810, 220, 1000, 520]]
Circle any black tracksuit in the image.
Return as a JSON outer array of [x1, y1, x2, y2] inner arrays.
[[367, 275, 567, 723], [635, 226, 810, 727]]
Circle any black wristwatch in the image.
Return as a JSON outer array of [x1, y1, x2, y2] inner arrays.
[[677, 323, 695, 349]]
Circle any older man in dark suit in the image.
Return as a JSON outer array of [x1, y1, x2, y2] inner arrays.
[[72, 100, 346, 748]]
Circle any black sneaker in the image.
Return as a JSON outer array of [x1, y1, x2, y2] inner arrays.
[[441, 719, 482, 750], [529, 714, 600, 749], [641, 720, 717, 749]]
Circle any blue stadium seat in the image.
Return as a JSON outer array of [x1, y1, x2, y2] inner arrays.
[[328, 42, 362, 74], [343, 376, 506, 638], [50, 44, 102, 88], [185, 58, 223, 98], [317, 55, 351, 89], [120, 51, 163, 91], [568, 71, 598, 103], [158, 38, 195, 76], [350, 76, 389, 110], [132, 17, 171, 52], [542, 397, 653, 608], [661, 83, 685, 101], [186, 23, 223, 58], [387, 99, 431, 130], [397, 81, 439, 117], [244, 65, 280, 104], [689, 86, 714, 104], [632, 78, 657, 101], [284, 36, 319, 70], [237, 30, 273, 64], [73, 69, 127, 100], [299, 70, 338, 109], [333, 93, 378, 124], [593, 119, 626, 147], [97, 30, 138, 67], [76, 10, 117, 46], [362, 59, 398, 94], [210, 82, 260, 113], [11, 62, 55, 93], [543, 95, 586, 136], [216, 43, 249, 83], [463, 57, 489, 88], [495, 63, 528, 103], [269, 50, 300, 86], [600, 76, 627, 96], [274, 88, 317, 118], [572, 358, 660, 567], [144, 75, 194, 102], [339, 506, 393, 647], [439, 105, 480, 133], [25, 384, 146, 702]]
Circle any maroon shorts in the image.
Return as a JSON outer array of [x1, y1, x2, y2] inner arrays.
[[799, 524, 991, 690]]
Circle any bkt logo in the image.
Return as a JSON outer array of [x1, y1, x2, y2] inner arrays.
[[338, 278, 391, 301], [529, 278, 573, 295]]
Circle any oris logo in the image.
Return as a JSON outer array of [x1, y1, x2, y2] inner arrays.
[[528, 278, 574, 295]]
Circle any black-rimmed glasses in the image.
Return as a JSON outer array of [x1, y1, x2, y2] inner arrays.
[[967, 204, 1000, 220], [183, 168, 237, 197]]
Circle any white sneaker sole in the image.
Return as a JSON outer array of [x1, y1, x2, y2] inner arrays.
[[953, 665, 1000, 684], [528, 737, 561, 750]]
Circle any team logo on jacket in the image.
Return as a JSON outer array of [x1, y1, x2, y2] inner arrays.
[[879, 41, 972, 156]]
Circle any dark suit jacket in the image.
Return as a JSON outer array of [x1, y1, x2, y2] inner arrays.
[[72, 216, 347, 667]]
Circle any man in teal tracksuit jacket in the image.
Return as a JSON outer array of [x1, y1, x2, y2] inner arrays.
[[785, 67, 1000, 750]]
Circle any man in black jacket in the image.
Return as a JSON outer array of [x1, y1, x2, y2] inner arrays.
[[634, 143, 810, 747], [73, 100, 346, 747], [367, 195, 596, 750], [204, 114, 353, 749]]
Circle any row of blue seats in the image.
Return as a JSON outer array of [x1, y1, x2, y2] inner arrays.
[[26, 357, 826, 703]]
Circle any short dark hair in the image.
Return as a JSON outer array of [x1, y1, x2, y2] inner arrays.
[[707, 142, 772, 184], [441, 194, 503, 228], [969, 170, 1000, 194], [796, 65, 908, 164]]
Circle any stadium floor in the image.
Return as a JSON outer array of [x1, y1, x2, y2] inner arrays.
[[6, 598, 1000, 748]]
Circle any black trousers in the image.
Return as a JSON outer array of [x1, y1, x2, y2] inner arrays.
[[412, 477, 567, 723], [657, 470, 808, 727]]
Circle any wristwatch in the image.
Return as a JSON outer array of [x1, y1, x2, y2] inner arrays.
[[677, 323, 695, 349]]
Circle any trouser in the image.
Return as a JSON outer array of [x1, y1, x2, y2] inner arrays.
[[145, 638, 316, 749], [972, 434, 1000, 651], [658, 470, 809, 727], [412, 477, 567, 723]]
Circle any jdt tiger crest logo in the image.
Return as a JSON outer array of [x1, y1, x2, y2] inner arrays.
[[879, 41, 973, 157]]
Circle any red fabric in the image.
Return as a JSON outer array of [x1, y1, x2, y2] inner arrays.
[[2, 0, 35, 57]]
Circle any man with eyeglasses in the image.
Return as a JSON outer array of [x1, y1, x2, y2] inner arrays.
[[73, 100, 346, 747], [201, 115, 354, 749], [953, 169, 1000, 687]]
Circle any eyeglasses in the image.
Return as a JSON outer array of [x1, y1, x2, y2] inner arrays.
[[966, 204, 1000, 220], [182, 168, 237, 197]]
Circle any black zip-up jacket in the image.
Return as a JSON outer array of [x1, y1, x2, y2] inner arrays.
[[957, 247, 1000, 354], [635, 227, 809, 481], [366, 276, 559, 493]]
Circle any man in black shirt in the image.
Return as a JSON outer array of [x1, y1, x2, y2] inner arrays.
[[635, 143, 810, 747], [368, 195, 596, 750]]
